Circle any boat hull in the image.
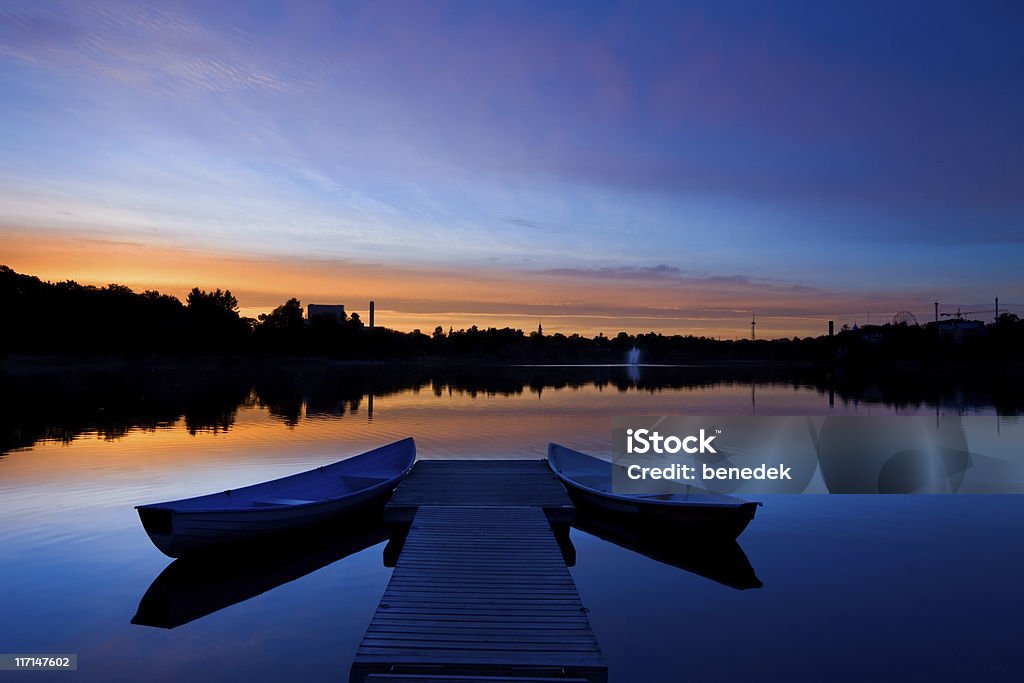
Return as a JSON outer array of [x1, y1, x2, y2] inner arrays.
[[562, 484, 759, 539], [138, 486, 394, 558], [547, 443, 759, 540], [133, 511, 389, 628], [137, 438, 415, 557]]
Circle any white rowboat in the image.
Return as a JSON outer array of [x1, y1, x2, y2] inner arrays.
[[548, 442, 759, 539], [136, 437, 415, 557]]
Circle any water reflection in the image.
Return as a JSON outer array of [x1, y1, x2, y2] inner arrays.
[[1, 362, 1021, 682], [573, 502, 762, 590], [2, 361, 1020, 458], [133, 511, 389, 629], [130, 495, 757, 633]]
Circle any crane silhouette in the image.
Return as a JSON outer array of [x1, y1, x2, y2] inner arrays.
[[940, 307, 987, 320]]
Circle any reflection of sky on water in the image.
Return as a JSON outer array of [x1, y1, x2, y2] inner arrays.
[[574, 494, 1024, 682], [1, 381, 1022, 681]]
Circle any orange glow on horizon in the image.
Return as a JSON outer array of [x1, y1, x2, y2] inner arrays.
[[3, 227, 892, 339]]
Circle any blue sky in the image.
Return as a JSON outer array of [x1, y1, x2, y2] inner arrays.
[[1, 1, 1021, 336]]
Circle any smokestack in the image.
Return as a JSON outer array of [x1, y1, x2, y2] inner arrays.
[[995, 296, 999, 322], [934, 301, 939, 323], [828, 320, 834, 337], [369, 300, 375, 329]]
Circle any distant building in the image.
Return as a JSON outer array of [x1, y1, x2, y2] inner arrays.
[[936, 319, 985, 344], [856, 325, 886, 347], [307, 304, 346, 323]]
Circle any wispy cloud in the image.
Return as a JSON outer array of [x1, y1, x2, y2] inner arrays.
[[534, 266, 830, 295], [501, 216, 555, 232], [0, 1, 324, 96], [540, 264, 685, 280]]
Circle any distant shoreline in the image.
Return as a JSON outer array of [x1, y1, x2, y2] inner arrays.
[[3, 351, 1021, 381], [0, 352, 808, 375], [4, 266, 1022, 373]]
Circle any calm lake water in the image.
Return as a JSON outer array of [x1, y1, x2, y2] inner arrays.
[[1, 363, 1021, 682]]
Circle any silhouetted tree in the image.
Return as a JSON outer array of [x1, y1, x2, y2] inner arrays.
[[185, 287, 246, 349], [258, 298, 303, 330], [187, 287, 238, 314]]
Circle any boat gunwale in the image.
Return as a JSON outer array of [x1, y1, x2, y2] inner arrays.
[[548, 442, 760, 509], [135, 438, 416, 516]]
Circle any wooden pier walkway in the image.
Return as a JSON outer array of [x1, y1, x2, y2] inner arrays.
[[383, 460, 576, 525], [365, 675, 589, 682], [351, 461, 606, 683]]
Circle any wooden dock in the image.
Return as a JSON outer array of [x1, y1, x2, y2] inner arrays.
[[384, 461, 576, 525], [351, 460, 606, 683], [365, 675, 590, 682], [365, 675, 589, 682]]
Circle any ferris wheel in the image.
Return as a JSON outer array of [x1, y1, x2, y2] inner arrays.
[[892, 311, 918, 326]]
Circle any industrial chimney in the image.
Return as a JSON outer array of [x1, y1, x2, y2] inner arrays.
[[369, 300, 375, 330]]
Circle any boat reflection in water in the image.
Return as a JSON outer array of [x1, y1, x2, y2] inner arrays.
[[132, 512, 390, 629], [133, 500, 758, 631], [573, 500, 763, 590]]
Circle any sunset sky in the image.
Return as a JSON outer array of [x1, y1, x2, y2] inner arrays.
[[1, 1, 1022, 338]]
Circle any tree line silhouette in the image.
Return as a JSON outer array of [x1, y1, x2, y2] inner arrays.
[[2, 265, 1022, 365]]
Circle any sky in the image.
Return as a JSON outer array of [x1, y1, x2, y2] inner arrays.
[[1, 0, 1022, 338]]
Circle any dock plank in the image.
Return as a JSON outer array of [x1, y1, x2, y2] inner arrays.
[[365, 675, 589, 683], [384, 461, 575, 524], [351, 506, 605, 683]]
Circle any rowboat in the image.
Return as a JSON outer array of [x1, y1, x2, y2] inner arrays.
[[548, 443, 760, 539], [136, 437, 415, 557]]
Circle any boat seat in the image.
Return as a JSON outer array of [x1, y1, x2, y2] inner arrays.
[[252, 498, 316, 507]]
